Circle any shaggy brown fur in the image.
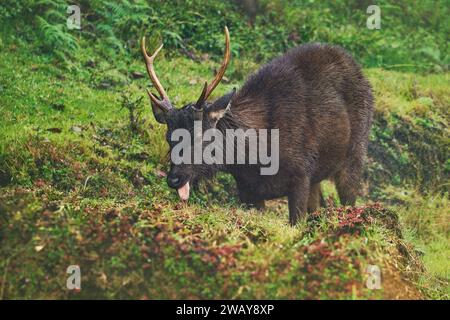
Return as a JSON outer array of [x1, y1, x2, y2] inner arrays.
[[150, 43, 374, 225], [225, 44, 374, 224]]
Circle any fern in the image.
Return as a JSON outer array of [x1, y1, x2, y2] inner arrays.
[[31, 0, 80, 62], [0, 0, 447, 72], [36, 16, 78, 53]]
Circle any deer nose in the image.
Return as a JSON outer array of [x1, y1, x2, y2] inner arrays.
[[167, 174, 182, 188]]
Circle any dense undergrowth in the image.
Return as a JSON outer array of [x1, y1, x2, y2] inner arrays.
[[0, 0, 448, 299], [1, 0, 448, 72]]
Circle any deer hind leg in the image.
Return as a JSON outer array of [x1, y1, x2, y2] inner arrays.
[[334, 157, 364, 206], [288, 176, 310, 225], [307, 183, 324, 213], [335, 94, 372, 207]]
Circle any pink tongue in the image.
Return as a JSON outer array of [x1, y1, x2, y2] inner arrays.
[[177, 182, 190, 201]]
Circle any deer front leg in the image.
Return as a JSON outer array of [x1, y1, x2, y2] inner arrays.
[[288, 176, 310, 225], [237, 182, 265, 210], [241, 199, 266, 211], [307, 183, 324, 213]]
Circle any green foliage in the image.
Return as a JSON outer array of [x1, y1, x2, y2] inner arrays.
[[36, 15, 79, 61], [120, 87, 145, 133], [365, 69, 449, 196], [1, 0, 448, 71]]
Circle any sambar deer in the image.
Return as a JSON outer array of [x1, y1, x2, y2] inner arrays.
[[141, 27, 374, 225]]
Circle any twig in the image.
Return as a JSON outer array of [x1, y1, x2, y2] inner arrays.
[[83, 175, 93, 191]]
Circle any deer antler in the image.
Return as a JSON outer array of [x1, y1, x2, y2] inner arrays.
[[195, 26, 231, 108], [141, 37, 172, 111]]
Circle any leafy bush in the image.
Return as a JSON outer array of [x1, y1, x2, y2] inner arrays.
[[0, 0, 448, 72]]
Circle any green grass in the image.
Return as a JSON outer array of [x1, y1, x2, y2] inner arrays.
[[0, 186, 429, 299]]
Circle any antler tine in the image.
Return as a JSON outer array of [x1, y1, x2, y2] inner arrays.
[[141, 37, 171, 108], [146, 88, 171, 112], [196, 26, 231, 108]]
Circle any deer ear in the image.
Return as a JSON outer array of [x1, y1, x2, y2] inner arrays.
[[151, 101, 167, 124], [206, 88, 236, 123]]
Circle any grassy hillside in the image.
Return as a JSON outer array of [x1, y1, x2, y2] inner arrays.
[[0, 0, 448, 299]]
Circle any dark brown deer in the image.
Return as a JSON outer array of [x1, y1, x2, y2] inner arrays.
[[141, 27, 374, 225]]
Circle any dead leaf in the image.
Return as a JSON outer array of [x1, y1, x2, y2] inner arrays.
[[46, 127, 62, 133], [131, 71, 145, 79], [71, 126, 83, 133]]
